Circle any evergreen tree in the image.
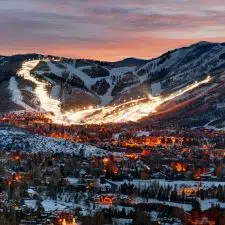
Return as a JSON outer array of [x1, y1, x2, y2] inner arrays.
[[192, 198, 201, 211]]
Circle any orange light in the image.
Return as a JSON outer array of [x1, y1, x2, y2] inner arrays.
[[100, 196, 113, 204], [14, 156, 20, 161], [125, 153, 138, 159], [141, 149, 150, 157], [113, 167, 119, 175], [103, 158, 109, 164], [173, 162, 187, 172], [15, 175, 21, 181]]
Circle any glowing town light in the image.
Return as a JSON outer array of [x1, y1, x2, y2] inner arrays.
[[62, 218, 66, 225]]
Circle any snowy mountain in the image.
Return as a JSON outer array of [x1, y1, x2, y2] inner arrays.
[[1, 41, 225, 128], [0, 53, 147, 113]]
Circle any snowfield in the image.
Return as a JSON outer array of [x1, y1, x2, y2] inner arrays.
[[110, 179, 225, 190], [8, 77, 34, 111], [3, 41, 225, 128], [0, 125, 107, 157]]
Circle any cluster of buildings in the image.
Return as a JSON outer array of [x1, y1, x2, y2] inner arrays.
[[1, 112, 225, 224]]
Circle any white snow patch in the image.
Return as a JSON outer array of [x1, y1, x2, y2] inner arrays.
[[151, 82, 162, 96], [8, 77, 34, 111]]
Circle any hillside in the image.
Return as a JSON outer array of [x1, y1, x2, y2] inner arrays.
[[0, 124, 107, 157], [1, 41, 225, 128]]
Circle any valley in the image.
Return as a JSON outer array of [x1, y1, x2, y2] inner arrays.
[[1, 41, 225, 225]]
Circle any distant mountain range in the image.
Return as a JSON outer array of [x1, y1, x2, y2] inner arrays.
[[1, 41, 225, 129]]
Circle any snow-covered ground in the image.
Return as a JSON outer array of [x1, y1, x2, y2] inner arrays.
[[45, 60, 136, 106], [24, 189, 225, 215], [136, 197, 192, 211], [140, 198, 225, 211], [51, 85, 61, 99], [200, 199, 225, 211], [0, 125, 107, 157], [109, 179, 225, 190], [18, 60, 64, 123], [204, 119, 225, 131], [25, 199, 76, 212], [108, 179, 225, 211], [151, 82, 162, 96], [8, 77, 34, 111], [136, 131, 150, 137], [112, 218, 133, 225]]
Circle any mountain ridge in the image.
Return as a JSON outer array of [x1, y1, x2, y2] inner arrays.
[[1, 41, 225, 128]]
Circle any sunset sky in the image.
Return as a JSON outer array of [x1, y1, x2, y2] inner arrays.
[[0, 0, 225, 61]]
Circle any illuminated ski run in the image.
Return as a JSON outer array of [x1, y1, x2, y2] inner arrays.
[[18, 60, 211, 125]]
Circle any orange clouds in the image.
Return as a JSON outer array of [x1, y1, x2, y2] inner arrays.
[[0, 0, 225, 61], [1, 37, 224, 61]]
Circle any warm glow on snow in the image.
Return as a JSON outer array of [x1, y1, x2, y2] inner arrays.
[[18, 60, 211, 125]]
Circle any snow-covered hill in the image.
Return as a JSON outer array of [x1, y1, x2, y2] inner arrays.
[[1, 41, 225, 127], [0, 124, 107, 157], [136, 41, 225, 92]]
